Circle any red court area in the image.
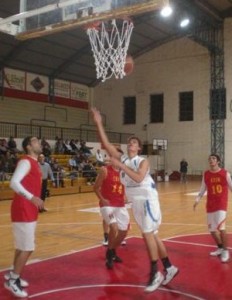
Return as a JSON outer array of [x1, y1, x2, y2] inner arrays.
[[0, 234, 231, 300]]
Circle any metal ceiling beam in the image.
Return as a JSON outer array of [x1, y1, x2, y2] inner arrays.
[[193, 0, 223, 21], [173, 0, 223, 27], [0, 39, 31, 69], [49, 44, 90, 79], [132, 32, 185, 58], [222, 7, 232, 18]]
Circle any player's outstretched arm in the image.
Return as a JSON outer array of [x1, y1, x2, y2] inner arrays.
[[90, 107, 120, 159]]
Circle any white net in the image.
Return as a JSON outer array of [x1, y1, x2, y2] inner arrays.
[[86, 19, 134, 82]]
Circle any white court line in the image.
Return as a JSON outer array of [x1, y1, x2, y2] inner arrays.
[[164, 238, 232, 250], [158, 188, 199, 194], [28, 284, 206, 300], [185, 192, 198, 196]]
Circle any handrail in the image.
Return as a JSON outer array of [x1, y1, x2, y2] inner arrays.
[[0, 121, 132, 143]]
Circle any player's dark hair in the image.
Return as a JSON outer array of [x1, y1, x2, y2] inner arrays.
[[209, 154, 221, 162], [22, 136, 33, 153], [128, 136, 143, 154]]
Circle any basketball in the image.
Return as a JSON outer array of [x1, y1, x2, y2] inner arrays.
[[124, 55, 134, 75]]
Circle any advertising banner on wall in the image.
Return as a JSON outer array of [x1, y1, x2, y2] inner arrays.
[[54, 79, 70, 98], [71, 82, 89, 102], [27, 72, 49, 94], [3, 67, 90, 105], [4, 68, 25, 90]]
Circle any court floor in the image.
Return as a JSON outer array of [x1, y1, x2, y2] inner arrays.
[[0, 181, 232, 299]]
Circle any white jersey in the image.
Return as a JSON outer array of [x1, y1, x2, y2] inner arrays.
[[120, 155, 155, 188], [119, 155, 161, 233]]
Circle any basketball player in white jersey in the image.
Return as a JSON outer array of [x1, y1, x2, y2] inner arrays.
[[91, 107, 178, 293]]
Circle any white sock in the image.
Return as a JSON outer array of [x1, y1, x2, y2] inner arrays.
[[9, 271, 20, 280]]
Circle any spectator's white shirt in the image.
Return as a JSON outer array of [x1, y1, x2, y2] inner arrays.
[[69, 158, 77, 167]]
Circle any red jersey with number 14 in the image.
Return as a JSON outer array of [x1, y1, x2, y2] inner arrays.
[[204, 168, 228, 212], [100, 165, 125, 207]]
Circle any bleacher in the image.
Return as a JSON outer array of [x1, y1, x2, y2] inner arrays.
[[0, 119, 132, 201], [0, 154, 97, 201]]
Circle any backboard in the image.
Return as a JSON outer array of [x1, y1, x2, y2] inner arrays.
[[0, 0, 169, 40], [153, 139, 168, 150]]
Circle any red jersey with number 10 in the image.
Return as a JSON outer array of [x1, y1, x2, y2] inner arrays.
[[100, 165, 125, 207], [204, 168, 228, 212]]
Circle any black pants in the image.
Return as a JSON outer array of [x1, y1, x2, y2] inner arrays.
[[41, 179, 48, 201]]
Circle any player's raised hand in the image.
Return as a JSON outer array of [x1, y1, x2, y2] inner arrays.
[[90, 107, 102, 124]]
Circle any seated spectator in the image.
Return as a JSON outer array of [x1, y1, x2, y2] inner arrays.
[[82, 159, 97, 185], [74, 139, 81, 151], [0, 139, 9, 156], [7, 136, 20, 154], [41, 137, 52, 158], [51, 158, 65, 188], [75, 153, 83, 166], [4, 151, 17, 174], [0, 155, 6, 181], [80, 141, 93, 158], [95, 149, 105, 167], [68, 155, 79, 184], [54, 138, 65, 154], [63, 139, 76, 155], [69, 139, 79, 153], [68, 155, 79, 171]]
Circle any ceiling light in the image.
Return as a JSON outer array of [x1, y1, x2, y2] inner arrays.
[[180, 18, 190, 28], [160, 5, 173, 17]]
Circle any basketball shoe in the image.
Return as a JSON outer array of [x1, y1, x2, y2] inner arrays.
[[221, 250, 230, 263], [210, 248, 223, 256], [102, 239, 108, 246], [162, 265, 179, 285], [145, 271, 164, 292], [4, 271, 29, 288], [4, 278, 28, 298], [112, 249, 123, 263]]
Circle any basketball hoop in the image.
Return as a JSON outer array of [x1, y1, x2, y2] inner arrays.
[[86, 19, 134, 82]]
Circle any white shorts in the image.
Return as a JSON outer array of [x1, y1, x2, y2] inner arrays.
[[13, 222, 37, 251], [126, 187, 161, 233], [100, 207, 130, 231], [207, 210, 226, 232]]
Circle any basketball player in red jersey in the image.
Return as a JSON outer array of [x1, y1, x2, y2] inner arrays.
[[94, 150, 130, 269], [194, 154, 232, 263], [4, 136, 44, 298]]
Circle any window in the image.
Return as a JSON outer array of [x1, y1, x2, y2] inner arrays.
[[150, 94, 164, 123], [179, 91, 193, 121], [123, 96, 136, 124]]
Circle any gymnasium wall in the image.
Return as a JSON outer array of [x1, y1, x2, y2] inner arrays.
[[1, 20, 232, 175], [94, 18, 232, 174], [0, 96, 89, 130]]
